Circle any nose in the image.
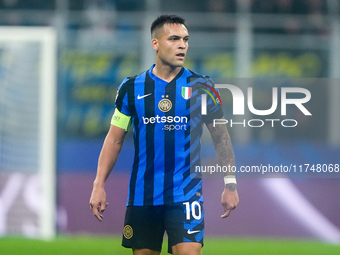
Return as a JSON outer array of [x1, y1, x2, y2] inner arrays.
[[179, 39, 187, 49]]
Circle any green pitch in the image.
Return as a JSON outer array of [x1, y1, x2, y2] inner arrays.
[[1, 236, 339, 255]]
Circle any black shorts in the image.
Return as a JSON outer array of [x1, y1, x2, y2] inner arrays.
[[122, 201, 204, 254]]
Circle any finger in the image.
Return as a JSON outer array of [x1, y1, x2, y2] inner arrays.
[[221, 210, 231, 218], [96, 211, 104, 222], [90, 202, 104, 222], [99, 201, 109, 212], [93, 206, 104, 222], [98, 204, 106, 213], [89, 202, 97, 212], [94, 211, 103, 222]]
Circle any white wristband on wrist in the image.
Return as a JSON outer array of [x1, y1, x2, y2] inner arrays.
[[224, 175, 237, 185]]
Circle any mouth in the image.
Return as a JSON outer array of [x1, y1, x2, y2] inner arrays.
[[176, 53, 185, 58]]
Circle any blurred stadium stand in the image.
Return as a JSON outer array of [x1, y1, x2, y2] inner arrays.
[[1, 0, 339, 151], [0, 0, 332, 142]]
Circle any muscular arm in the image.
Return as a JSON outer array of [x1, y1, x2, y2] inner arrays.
[[206, 120, 235, 171], [89, 124, 127, 221], [206, 120, 239, 218]]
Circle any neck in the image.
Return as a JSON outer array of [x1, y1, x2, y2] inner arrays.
[[152, 64, 182, 83]]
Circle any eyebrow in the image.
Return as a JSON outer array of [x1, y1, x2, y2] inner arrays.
[[168, 35, 190, 40]]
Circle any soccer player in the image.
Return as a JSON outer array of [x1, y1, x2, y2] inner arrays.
[[89, 14, 239, 255]]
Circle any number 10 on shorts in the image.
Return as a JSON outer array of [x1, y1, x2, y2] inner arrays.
[[183, 201, 202, 220]]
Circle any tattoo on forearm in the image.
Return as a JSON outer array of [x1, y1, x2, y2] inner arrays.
[[225, 183, 237, 191], [208, 123, 235, 172]]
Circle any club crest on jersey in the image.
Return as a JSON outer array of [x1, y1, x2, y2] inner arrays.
[[182, 87, 192, 100], [123, 225, 133, 239], [158, 95, 172, 112]]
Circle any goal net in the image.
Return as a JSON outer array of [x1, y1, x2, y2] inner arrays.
[[0, 27, 57, 239]]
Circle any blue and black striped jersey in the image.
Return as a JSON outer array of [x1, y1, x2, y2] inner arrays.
[[115, 65, 223, 206]]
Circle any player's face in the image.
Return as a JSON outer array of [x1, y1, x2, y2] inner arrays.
[[152, 23, 189, 68]]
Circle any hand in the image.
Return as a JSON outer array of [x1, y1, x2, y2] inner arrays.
[[89, 186, 109, 222], [221, 184, 239, 218]]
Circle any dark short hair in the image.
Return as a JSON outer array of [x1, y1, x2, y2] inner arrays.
[[151, 14, 186, 37]]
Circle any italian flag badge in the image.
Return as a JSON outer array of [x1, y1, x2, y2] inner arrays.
[[182, 87, 192, 100]]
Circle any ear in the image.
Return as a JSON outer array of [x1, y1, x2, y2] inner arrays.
[[151, 38, 158, 52]]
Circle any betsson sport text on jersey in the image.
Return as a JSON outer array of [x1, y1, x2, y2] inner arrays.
[[142, 115, 188, 131]]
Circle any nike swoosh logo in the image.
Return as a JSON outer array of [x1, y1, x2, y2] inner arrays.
[[187, 229, 201, 235], [137, 93, 152, 100]]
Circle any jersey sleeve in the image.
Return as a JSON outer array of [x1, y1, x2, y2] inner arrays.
[[202, 78, 224, 124], [110, 78, 132, 130], [114, 78, 130, 116]]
